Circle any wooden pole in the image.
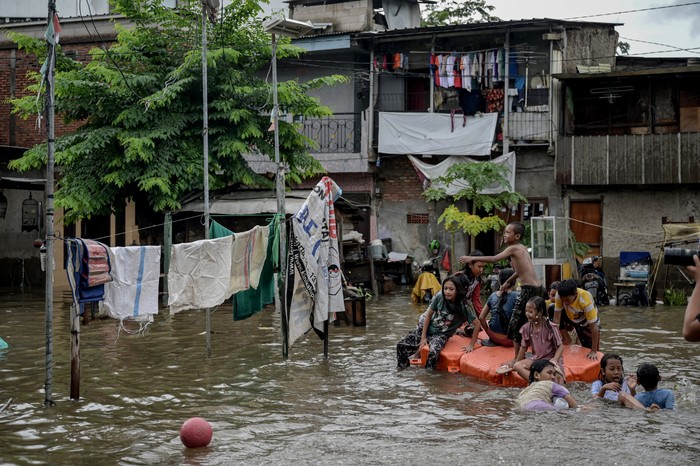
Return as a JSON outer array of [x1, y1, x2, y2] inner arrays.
[[163, 212, 172, 306], [70, 303, 80, 400]]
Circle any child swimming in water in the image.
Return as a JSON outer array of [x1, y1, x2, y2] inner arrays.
[[591, 354, 647, 409], [516, 359, 578, 411], [634, 363, 675, 410]]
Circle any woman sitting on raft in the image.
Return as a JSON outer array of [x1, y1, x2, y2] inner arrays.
[[464, 267, 519, 352], [396, 275, 475, 370]]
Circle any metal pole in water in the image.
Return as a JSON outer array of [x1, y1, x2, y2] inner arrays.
[[202, 4, 211, 358], [271, 34, 289, 359], [44, 0, 57, 407]]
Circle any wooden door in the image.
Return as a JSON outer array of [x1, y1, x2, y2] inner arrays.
[[570, 200, 602, 256]]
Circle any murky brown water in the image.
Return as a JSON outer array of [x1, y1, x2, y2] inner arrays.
[[1, 287, 699, 465]]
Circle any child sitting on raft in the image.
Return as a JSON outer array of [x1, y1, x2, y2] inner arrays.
[[453, 251, 486, 338], [517, 359, 578, 411], [463, 267, 519, 352], [510, 297, 565, 383], [591, 354, 648, 410], [396, 275, 475, 370]]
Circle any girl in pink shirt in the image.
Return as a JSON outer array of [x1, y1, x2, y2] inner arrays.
[[513, 297, 565, 383]]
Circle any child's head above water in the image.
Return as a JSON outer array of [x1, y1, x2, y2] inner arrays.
[[529, 358, 557, 384], [636, 363, 661, 391], [598, 353, 625, 384]]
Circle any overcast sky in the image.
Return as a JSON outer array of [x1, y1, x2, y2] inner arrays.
[[488, 0, 700, 57]]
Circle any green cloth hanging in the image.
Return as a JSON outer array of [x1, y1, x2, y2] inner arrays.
[[209, 219, 277, 321]]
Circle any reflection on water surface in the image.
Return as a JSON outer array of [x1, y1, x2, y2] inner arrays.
[[0, 288, 699, 465]]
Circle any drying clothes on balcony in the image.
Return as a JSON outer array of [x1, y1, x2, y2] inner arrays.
[[378, 111, 498, 156], [99, 246, 160, 322], [408, 151, 516, 196]]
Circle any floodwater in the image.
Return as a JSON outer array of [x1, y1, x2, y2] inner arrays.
[[1, 287, 699, 465]]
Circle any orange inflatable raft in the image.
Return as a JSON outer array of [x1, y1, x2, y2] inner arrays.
[[411, 332, 602, 387]]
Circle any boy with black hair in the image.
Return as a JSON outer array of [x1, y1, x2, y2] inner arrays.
[[634, 363, 676, 410], [552, 279, 600, 360], [459, 222, 544, 369]]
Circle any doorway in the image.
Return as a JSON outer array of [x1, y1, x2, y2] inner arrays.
[[570, 200, 602, 256]]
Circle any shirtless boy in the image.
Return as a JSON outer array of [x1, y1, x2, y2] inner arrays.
[[459, 222, 544, 368]]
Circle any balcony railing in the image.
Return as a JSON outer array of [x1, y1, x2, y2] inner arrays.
[[556, 133, 700, 185], [300, 114, 360, 153]]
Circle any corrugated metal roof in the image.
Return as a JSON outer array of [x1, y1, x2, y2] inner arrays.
[[353, 18, 622, 41]]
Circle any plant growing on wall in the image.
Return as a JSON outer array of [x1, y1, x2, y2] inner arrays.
[[423, 160, 527, 269]]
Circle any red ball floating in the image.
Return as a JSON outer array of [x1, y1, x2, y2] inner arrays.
[[179, 417, 213, 448]]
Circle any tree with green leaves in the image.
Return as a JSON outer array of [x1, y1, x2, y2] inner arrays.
[[9, 0, 345, 224], [423, 159, 527, 266], [422, 0, 499, 27]]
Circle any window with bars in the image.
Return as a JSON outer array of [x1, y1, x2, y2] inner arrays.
[[407, 213, 429, 224]]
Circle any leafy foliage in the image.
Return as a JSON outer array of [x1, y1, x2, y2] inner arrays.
[[617, 41, 631, 55], [9, 0, 346, 223], [422, 0, 499, 27], [664, 287, 688, 306], [424, 159, 527, 243]]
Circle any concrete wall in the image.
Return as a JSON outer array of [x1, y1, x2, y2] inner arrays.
[[562, 26, 618, 73], [566, 186, 700, 294], [290, 0, 373, 33], [278, 59, 356, 114], [513, 150, 564, 218]]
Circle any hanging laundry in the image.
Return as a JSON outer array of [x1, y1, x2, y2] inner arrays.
[[65, 238, 112, 306], [228, 225, 269, 295], [210, 220, 277, 321], [453, 56, 462, 89], [445, 55, 455, 88], [286, 177, 344, 349], [168, 236, 233, 314], [99, 246, 160, 322], [461, 54, 472, 92], [392, 52, 402, 70]]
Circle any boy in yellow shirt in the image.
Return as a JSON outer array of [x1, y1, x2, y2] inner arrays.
[[552, 279, 600, 360]]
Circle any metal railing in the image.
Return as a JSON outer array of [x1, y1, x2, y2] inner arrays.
[[300, 113, 360, 153]]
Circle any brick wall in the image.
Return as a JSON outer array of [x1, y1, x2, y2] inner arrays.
[[379, 156, 425, 202], [0, 42, 99, 148]]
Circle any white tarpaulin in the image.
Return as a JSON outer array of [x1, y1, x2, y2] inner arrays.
[[378, 111, 498, 156], [408, 151, 516, 195]]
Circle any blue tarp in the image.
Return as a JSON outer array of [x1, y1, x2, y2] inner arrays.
[[620, 251, 652, 267]]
